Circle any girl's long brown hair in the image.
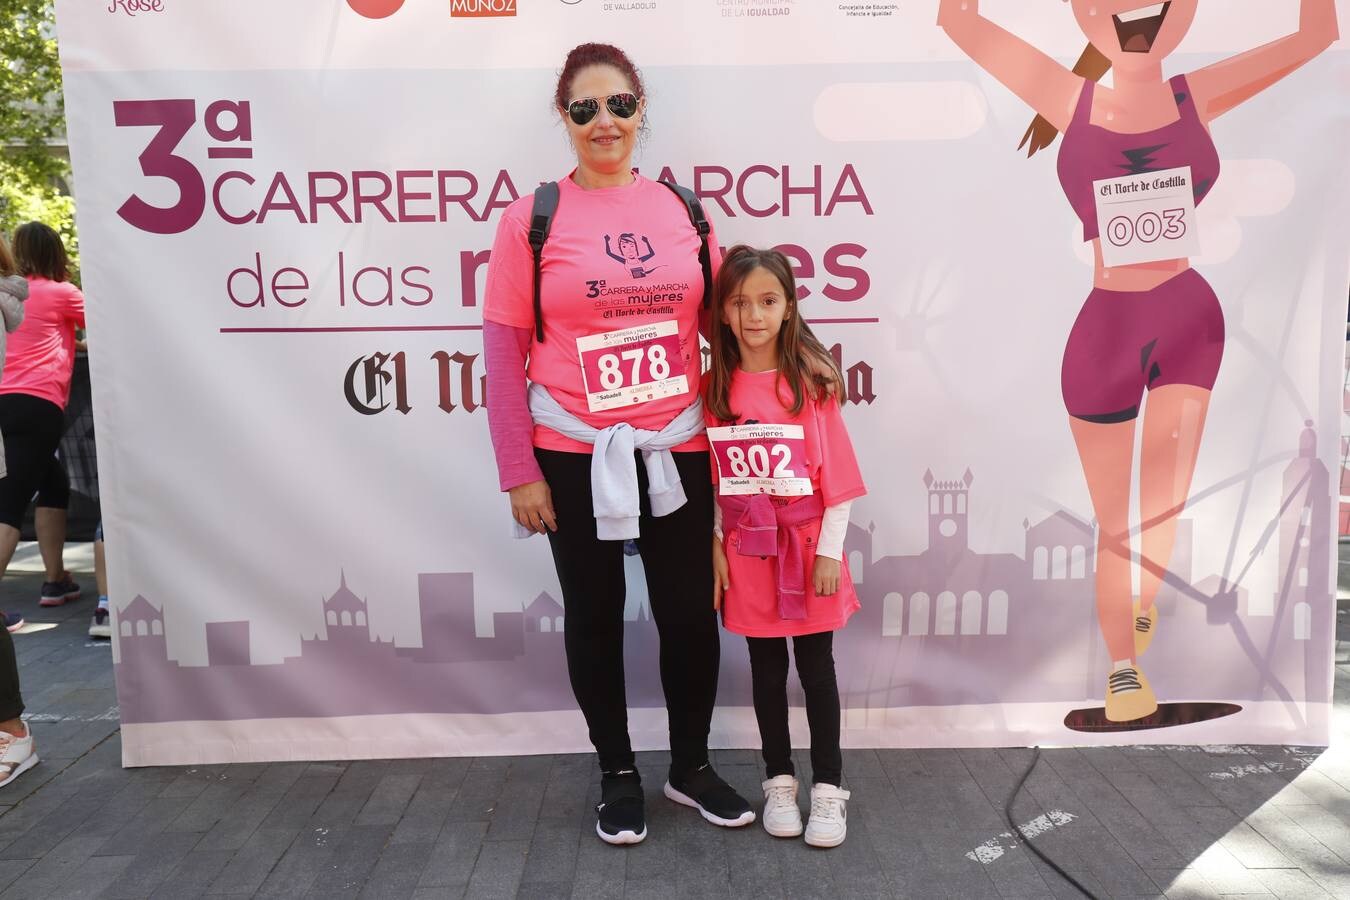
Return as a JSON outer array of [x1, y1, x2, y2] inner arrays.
[[705, 245, 844, 424], [0, 235, 14, 278], [1019, 43, 1112, 157]]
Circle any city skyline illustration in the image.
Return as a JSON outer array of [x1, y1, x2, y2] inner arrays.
[[114, 424, 1332, 728]]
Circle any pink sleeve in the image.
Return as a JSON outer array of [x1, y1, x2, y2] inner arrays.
[[64, 284, 86, 329], [814, 397, 866, 507], [483, 202, 536, 330], [484, 320, 544, 492]]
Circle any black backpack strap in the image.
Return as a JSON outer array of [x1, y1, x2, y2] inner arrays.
[[528, 181, 560, 343], [657, 178, 713, 309]]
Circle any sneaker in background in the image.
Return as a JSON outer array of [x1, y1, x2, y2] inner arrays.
[[89, 603, 111, 639], [39, 572, 81, 608]]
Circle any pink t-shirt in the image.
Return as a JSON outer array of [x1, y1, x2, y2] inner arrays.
[[483, 172, 718, 454], [0, 277, 85, 410], [708, 368, 866, 638]]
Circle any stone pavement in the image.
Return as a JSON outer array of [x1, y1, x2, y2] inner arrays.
[[0, 555, 1348, 899]]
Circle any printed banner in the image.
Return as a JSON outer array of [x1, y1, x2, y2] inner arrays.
[[55, 0, 1350, 765]]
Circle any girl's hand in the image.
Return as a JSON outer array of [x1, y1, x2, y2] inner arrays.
[[813, 556, 841, 596], [713, 537, 730, 611], [509, 480, 557, 534]]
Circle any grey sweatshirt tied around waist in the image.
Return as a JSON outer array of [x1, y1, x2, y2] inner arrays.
[[515, 383, 707, 541]]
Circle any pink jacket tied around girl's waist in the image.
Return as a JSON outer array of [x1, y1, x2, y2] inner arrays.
[[720, 492, 825, 621]]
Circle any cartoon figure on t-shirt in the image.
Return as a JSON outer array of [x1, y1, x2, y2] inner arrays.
[[605, 232, 661, 278]]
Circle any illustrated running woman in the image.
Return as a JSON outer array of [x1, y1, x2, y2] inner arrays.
[[938, 0, 1338, 722]]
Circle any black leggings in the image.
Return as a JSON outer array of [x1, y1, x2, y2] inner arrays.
[[537, 448, 719, 776], [747, 630, 842, 787], [0, 393, 70, 529]]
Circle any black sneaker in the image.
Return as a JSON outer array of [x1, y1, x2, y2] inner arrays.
[[39, 573, 80, 608], [596, 770, 646, 845], [3, 612, 24, 634], [664, 763, 755, 827]]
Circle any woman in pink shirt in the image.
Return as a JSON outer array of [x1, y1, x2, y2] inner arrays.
[[0, 223, 85, 614], [483, 42, 758, 846]]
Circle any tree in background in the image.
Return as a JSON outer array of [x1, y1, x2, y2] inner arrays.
[[0, 0, 77, 275]]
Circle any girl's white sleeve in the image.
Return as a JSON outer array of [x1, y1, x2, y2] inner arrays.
[[815, 500, 853, 560]]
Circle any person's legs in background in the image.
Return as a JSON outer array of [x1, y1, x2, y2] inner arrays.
[[89, 522, 109, 638], [35, 456, 79, 608], [0, 607, 36, 787]]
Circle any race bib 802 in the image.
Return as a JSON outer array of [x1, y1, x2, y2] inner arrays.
[[708, 424, 812, 497]]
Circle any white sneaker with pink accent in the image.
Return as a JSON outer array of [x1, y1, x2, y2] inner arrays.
[[0, 724, 37, 788], [804, 783, 849, 848]]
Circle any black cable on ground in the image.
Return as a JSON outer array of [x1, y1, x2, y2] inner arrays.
[[1006, 746, 1099, 899]]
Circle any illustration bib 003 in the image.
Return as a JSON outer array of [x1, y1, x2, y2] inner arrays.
[[1093, 165, 1201, 267], [708, 424, 812, 497], [576, 320, 688, 413]]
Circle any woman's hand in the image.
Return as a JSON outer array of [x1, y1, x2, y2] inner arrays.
[[813, 556, 841, 597], [509, 480, 557, 534], [806, 353, 843, 400], [712, 536, 730, 611]]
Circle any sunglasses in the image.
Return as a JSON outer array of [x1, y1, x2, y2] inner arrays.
[[565, 92, 641, 126]]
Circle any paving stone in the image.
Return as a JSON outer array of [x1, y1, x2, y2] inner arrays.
[[301, 823, 393, 899], [485, 775, 545, 842], [1250, 868, 1332, 899], [204, 827, 298, 896], [34, 853, 134, 900], [147, 848, 234, 899], [356, 841, 432, 900], [95, 795, 197, 855], [462, 838, 528, 899], [253, 824, 348, 899], [417, 821, 488, 890], [520, 817, 580, 885], [99, 831, 202, 899]]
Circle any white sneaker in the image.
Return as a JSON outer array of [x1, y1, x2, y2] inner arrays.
[[804, 783, 849, 848], [0, 724, 37, 788], [761, 775, 803, 837]]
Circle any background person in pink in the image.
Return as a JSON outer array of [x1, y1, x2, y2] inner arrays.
[[938, 0, 1339, 723], [0, 222, 85, 610], [482, 42, 754, 846]]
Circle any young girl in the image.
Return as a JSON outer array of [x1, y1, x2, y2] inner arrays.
[[705, 245, 866, 848]]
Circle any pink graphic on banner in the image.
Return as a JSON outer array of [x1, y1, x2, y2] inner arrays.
[[114, 425, 1332, 727], [347, 0, 406, 18]]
